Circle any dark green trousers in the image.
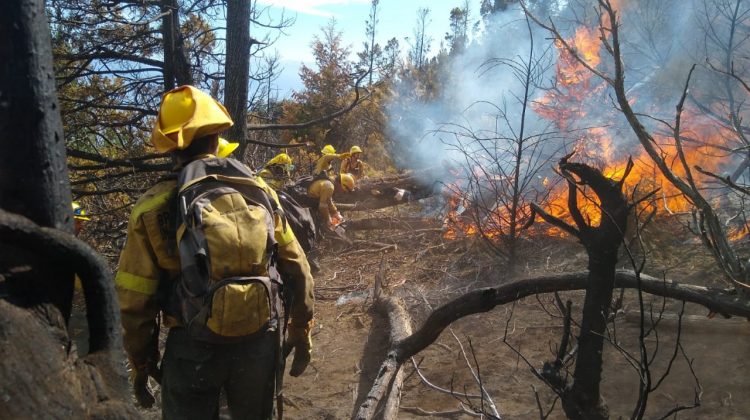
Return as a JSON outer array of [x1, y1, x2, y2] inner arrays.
[[161, 328, 277, 420]]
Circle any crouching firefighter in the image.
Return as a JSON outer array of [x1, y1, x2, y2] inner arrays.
[[115, 85, 315, 419]]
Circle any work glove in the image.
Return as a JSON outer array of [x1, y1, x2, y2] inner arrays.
[[284, 322, 313, 377]]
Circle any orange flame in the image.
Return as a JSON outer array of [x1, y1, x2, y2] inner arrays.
[[442, 2, 744, 242]]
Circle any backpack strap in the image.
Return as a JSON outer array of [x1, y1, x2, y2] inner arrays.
[[176, 157, 284, 286]]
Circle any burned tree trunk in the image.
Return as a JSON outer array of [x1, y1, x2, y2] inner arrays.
[[0, 0, 75, 318], [531, 155, 632, 419], [0, 1, 134, 416], [224, 0, 251, 155], [332, 169, 440, 208], [160, 0, 192, 90]]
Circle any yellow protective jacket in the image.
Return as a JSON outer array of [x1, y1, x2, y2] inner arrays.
[[115, 163, 314, 365], [258, 168, 285, 190], [313, 153, 347, 177], [340, 156, 369, 179], [307, 178, 337, 222]]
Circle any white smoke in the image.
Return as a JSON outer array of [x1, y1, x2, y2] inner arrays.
[[387, 0, 750, 194]]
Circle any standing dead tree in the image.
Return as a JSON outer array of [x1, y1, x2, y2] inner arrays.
[[355, 156, 749, 419], [524, 0, 750, 296], [0, 0, 133, 416], [528, 154, 634, 418]]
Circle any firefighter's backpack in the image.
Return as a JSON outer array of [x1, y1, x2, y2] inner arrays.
[[173, 157, 284, 343], [276, 190, 316, 252]]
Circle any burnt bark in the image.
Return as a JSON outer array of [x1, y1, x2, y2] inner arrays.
[[0, 0, 75, 319], [225, 0, 251, 155], [0, 0, 133, 415], [160, 0, 192, 90], [532, 157, 631, 419], [0, 209, 122, 354], [0, 300, 137, 418]]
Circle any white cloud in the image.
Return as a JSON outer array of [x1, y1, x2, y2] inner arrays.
[[256, 0, 369, 17]]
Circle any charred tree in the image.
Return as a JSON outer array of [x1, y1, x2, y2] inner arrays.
[[225, 0, 252, 155], [530, 155, 632, 419], [160, 0, 193, 90], [0, 0, 133, 416], [1, 0, 75, 318]]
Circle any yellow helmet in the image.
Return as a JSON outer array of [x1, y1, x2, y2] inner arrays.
[[267, 153, 293, 167], [321, 144, 336, 155], [350, 145, 362, 154], [339, 173, 356, 192], [217, 137, 239, 158], [151, 85, 234, 153], [72, 201, 91, 221]]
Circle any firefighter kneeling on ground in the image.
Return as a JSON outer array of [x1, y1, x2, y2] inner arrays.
[[115, 85, 315, 419], [307, 172, 356, 230]]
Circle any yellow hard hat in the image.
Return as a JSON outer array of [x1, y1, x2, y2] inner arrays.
[[321, 144, 336, 155], [267, 153, 293, 166], [72, 201, 91, 221], [217, 137, 239, 158], [350, 145, 362, 154], [339, 173, 356, 192], [151, 85, 234, 153]]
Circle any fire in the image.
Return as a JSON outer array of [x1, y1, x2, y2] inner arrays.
[[442, 3, 746, 242]]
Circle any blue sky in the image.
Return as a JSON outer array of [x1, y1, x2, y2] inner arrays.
[[256, 0, 463, 96]]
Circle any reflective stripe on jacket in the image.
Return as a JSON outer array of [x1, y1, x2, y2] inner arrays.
[[115, 167, 314, 365]]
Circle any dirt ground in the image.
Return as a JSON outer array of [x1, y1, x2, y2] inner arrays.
[[279, 210, 750, 419], [70, 207, 750, 419]]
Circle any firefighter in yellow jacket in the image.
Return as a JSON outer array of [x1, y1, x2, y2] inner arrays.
[[259, 153, 294, 190], [308, 173, 356, 229], [115, 85, 314, 419], [340, 145, 370, 180], [313, 144, 349, 177]]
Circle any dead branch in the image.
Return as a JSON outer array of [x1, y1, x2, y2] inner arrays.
[[694, 166, 750, 196], [355, 258, 413, 420], [409, 358, 483, 399], [0, 208, 122, 355], [395, 270, 748, 364], [356, 268, 749, 419], [343, 217, 440, 231]]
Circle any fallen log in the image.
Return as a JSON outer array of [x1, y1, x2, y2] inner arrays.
[[355, 259, 413, 420], [354, 270, 750, 420], [335, 183, 437, 206], [343, 217, 440, 231], [282, 168, 443, 213]]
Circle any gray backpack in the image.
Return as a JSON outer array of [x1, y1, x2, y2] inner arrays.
[[173, 157, 285, 343]]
